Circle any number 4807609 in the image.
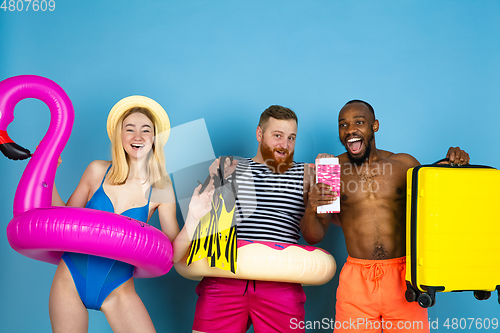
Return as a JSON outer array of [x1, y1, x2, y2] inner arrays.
[[1, 0, 56, 11]]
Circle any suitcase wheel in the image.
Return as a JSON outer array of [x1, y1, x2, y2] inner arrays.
[[473, 291, 491, 301], [405, 286, 418, 302], [417, 293, 436, 308]]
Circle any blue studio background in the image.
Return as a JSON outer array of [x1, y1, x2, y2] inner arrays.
[[1, 1, 499, 332]]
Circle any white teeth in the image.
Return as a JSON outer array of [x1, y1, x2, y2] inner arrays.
[[347, 137, 361, 143], [132, 144, 144, 148]]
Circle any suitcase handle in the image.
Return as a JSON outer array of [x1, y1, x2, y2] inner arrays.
[[428, 158, 495, 169]]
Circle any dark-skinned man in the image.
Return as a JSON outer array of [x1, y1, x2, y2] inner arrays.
[[300, 100, 470, 333]]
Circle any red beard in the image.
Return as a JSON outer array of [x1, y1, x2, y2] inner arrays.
[[260, 141, 294, 173]]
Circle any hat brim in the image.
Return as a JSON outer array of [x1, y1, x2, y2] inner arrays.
[[107, 96, 170, 147]]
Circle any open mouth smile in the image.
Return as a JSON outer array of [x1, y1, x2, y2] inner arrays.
[[131, 143, 145, 150], [346, 137, 364, 155], [274, 149, 287, 157]]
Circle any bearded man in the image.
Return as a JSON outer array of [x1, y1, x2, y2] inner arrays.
[[302, 100, 470, 333], [191, 105, 317, 333]]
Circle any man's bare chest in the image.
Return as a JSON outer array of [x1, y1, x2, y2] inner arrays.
[[339, 162, 406, 202]]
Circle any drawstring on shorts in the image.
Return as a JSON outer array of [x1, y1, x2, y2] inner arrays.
[[243, 280, 256, 295], [364, 262, 384, 293]]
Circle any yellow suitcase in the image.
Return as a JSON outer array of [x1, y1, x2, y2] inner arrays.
[[405, 162, 500, 308]]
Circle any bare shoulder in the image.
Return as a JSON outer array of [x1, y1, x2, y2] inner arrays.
[[389, 152, 420, 168], [78, 160, 111, 188], [84, 160, 111, 178], [151, 181, 176, 204], [338, 152, 349, 163], [66, 160, 110, 207], [391, 153, 420, 166], [155, 181, 175, 196]]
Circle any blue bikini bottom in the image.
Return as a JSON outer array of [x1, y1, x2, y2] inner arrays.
[[62, 252, 134, 310]]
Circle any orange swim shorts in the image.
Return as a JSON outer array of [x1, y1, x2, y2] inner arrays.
[[334, 256, 429, 333]]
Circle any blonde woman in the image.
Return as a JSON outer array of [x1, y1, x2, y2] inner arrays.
[[50, 96, 212, 333]]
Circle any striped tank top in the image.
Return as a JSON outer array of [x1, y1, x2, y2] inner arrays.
[[234, 158, 306, 244]]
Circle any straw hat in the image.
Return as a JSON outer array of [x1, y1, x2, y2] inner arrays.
[[107, 95, 170, 147]]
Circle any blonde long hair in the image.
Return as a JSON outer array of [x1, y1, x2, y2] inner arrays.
[[107, 107, 169, 188]]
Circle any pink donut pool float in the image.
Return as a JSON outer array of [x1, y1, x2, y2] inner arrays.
[[175, 239, 336, 285]]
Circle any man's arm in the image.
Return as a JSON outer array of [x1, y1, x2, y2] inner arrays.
[[397, 147, 470, 167], [300, 163, 340, 245]]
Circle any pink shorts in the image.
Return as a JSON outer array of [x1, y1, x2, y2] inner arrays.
[[334, 256, 429, 332], [193, 277, 306, 333]]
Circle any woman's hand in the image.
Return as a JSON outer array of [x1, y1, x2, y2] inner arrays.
[[187, 179, 215, 221]]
